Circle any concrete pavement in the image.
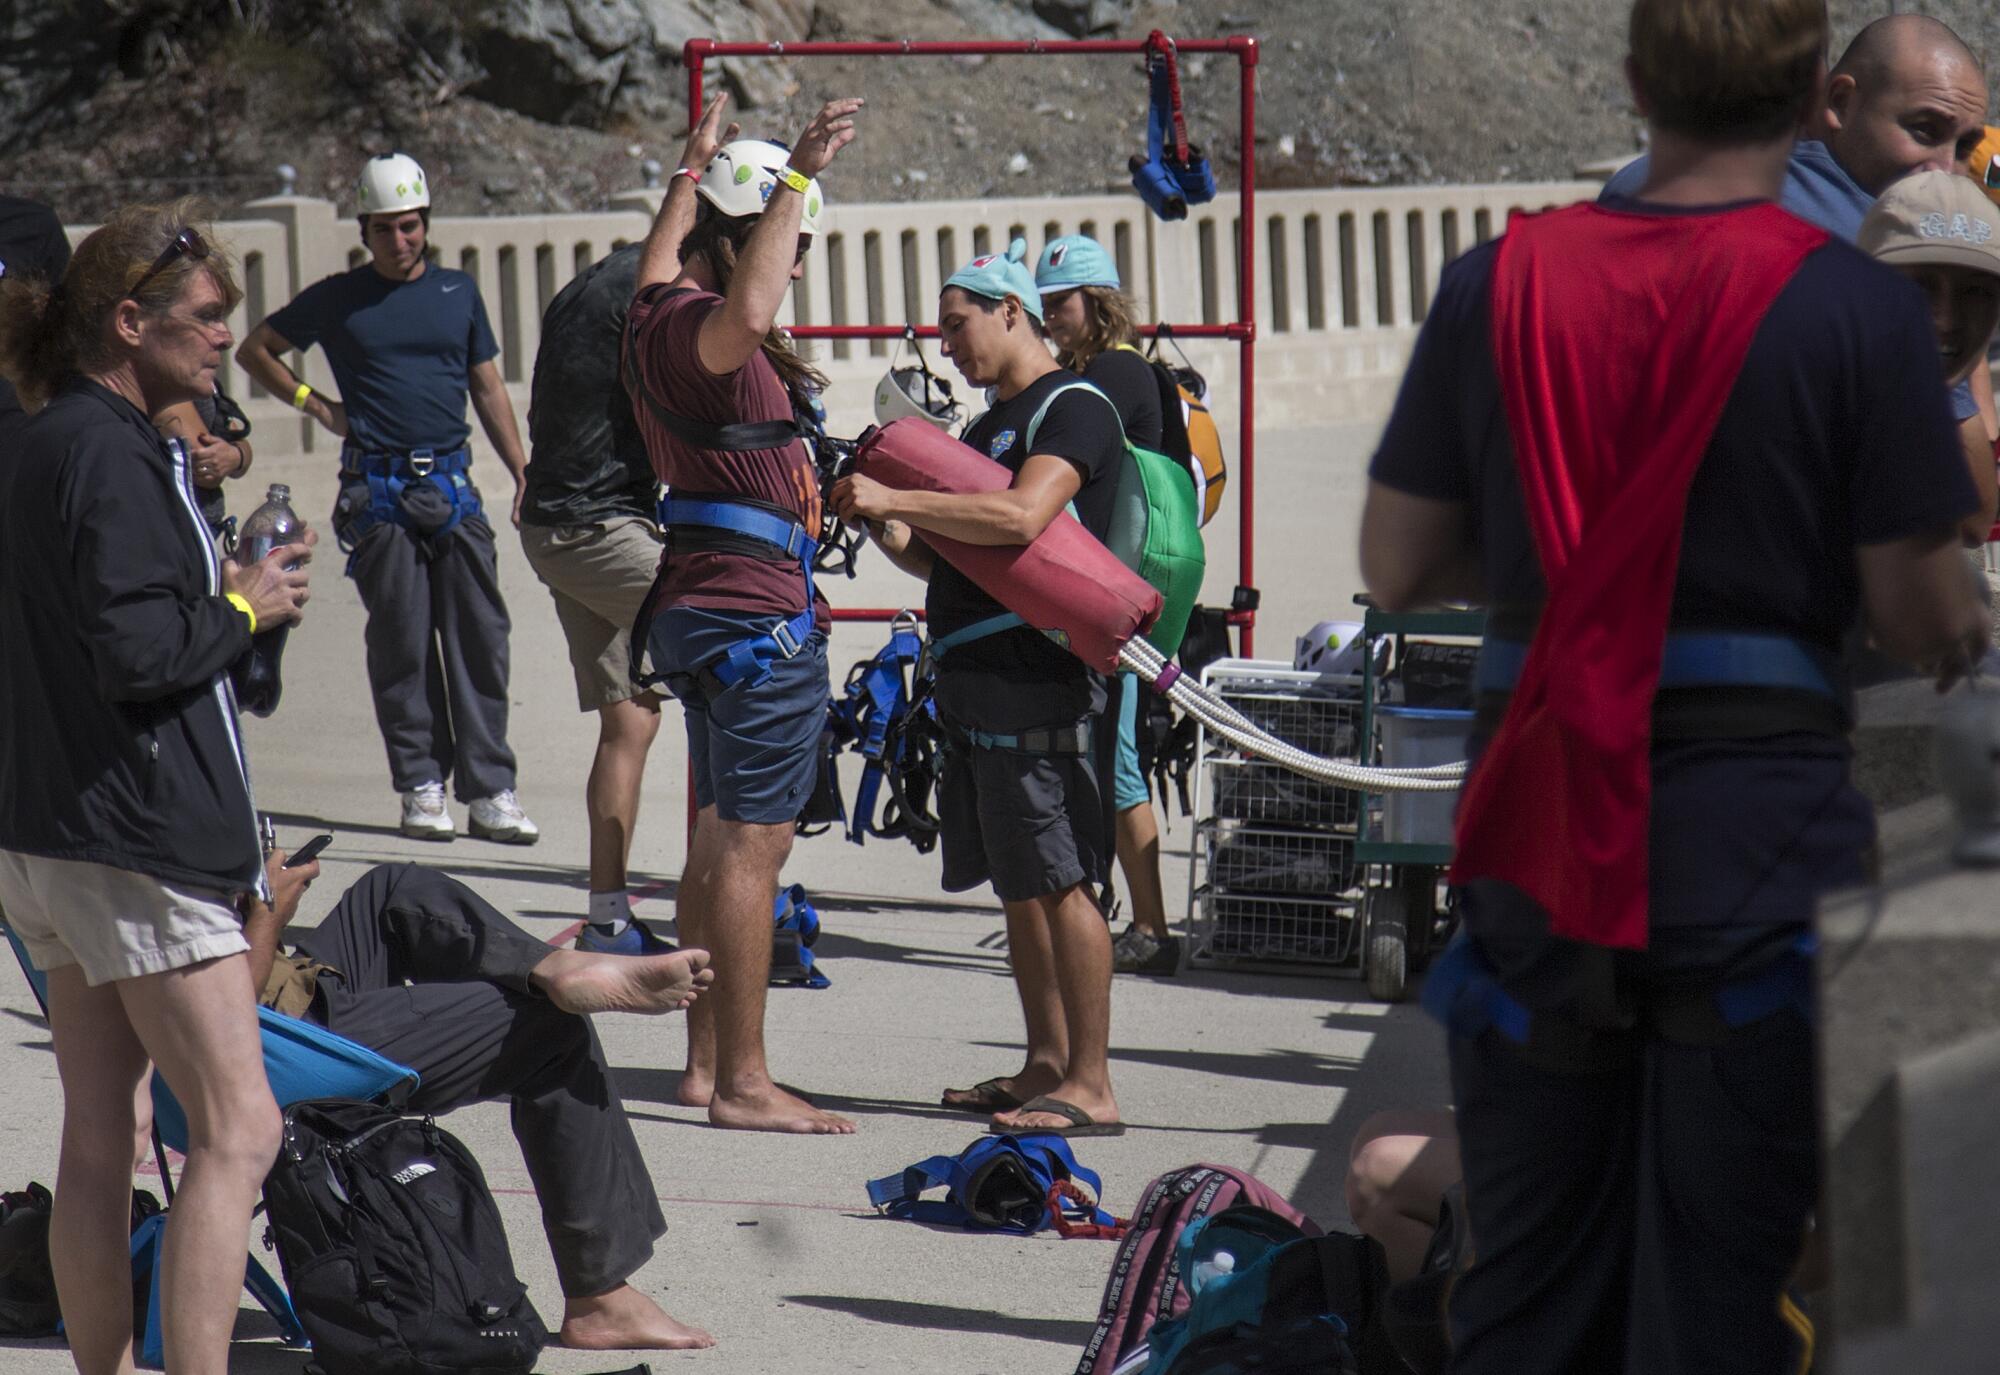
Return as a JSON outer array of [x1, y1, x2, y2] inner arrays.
[[0, 421, 1450, 1373]]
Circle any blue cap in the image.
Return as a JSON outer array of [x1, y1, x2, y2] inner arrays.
[[1035, 234, 1120, 293], [943, 237, 1043, 322]]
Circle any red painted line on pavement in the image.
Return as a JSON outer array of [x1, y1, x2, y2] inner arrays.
[[631, 878, 673, 904], [548, 919, 585, 947]]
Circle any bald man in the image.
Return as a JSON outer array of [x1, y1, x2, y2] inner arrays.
[[1606, 13, 1997, 538]]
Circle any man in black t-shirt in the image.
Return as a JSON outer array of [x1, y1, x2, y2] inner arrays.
[[832, 239, 1128, 1138]]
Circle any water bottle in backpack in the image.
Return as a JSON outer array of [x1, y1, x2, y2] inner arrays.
[[233, 483, 301, 718]]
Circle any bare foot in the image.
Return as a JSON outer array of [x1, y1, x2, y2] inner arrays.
[[939, 1063, 1063, 1113], [534, 946, 715, 1017], [709, 1081, 856, 1135], [991, 1081, 1120, 1133], [559, 1283, 715, 1351], [676, 1069, 713, 1109]]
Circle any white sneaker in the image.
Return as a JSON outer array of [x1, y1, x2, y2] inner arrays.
[[468, 789, 539, 845], [400, 782, 454, 840]]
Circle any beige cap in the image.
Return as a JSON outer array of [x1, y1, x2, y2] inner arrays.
[[1859, 170, 2000, 277]]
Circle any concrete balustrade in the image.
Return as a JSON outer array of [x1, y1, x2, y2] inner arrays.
[[64, 179, 1595, 452]]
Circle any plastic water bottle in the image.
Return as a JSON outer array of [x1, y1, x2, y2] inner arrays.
[[233, 484, 301, 718], [1189, 1248, 1235, 1294]]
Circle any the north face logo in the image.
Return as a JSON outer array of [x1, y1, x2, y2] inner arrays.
[[389, 1161, 436, 1186]]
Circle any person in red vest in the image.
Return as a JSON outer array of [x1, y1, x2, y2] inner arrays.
[[1360, 0, 1989, 1369]]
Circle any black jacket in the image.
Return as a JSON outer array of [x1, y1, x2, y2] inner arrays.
[[0, 379, 263, 893]]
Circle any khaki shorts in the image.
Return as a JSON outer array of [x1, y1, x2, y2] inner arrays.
[[520, 517, 665, 710], [0, 849, 248, 987]]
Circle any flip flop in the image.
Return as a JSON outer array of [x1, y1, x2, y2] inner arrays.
[[940, 1077, 1024, 1114], [988, 1095, 1126, 1138]]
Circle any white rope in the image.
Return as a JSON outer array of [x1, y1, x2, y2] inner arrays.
[[1117, 639, 1469, 793]]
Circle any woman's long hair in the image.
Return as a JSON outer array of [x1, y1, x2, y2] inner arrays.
[[0, 197, 239, 413], [681, 205, 828, 404], [1054, 285, 1143, 373]]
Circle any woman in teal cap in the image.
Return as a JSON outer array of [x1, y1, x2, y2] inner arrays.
[[1036, 233, 1178, 978], [831, 237, 1129, 1137]]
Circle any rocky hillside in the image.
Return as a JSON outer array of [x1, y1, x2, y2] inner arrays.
[[1, 1, 1990, 221]]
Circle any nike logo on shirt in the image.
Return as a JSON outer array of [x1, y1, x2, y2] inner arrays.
[[441, 282, 463, 293]]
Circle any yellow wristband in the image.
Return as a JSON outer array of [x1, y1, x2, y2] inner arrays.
[[224, 592, 257, 635], [290, 382, 313, 411], [775, 165, 812, 196]]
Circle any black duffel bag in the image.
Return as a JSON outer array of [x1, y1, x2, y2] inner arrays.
[[263, 1098, 546, 1375]]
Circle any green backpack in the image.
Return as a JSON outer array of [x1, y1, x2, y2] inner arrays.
[[1025, 381, 1207, 656]]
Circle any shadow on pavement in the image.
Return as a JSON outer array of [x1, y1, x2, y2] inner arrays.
[[1285, 998, 1451, 1224], [1107, 1043, 1364, 1089], [807, 928, 1010, 975], [782, 1294, 1097, 1346]]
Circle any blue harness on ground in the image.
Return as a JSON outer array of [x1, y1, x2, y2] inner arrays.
[[769, 883, 829, 989], [867, 1134, 1118, 1235], [336, 446, 482, 554]]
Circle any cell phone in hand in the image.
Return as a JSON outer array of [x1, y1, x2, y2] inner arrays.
[[282, 834, 333, 868]]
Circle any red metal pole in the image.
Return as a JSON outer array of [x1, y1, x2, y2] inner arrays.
[[686, 38, 1243, 57], [784, 322, 1243, 340], [1234, 37, 1258, 658], [684, 39, 709, 125]]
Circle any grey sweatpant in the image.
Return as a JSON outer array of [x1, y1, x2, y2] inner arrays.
[[293, 863, 666, 1297], [347, 510, 517, 800]]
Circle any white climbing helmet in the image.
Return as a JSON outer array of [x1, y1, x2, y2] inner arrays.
[[1295, 620, 1367, 678], [698, 139, 826, 236], [355, 152, 430, 215], [874, 366, 964, 432]]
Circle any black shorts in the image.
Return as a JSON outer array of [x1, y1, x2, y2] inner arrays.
[[934, 669, 1110, 906]]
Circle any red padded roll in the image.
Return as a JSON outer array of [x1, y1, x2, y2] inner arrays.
[[854, 417, 1162, 672]]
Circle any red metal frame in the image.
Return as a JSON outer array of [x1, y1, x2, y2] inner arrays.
[[682, 34, 1260, 653]]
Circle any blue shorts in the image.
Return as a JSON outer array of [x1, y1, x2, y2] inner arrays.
[[1113, 670, 1150, 811], [647, 606, 829, 825]]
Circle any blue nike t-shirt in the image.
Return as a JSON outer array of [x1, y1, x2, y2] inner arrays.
[[268, 262, 500, 454], [1603, 142, 1979, 421]]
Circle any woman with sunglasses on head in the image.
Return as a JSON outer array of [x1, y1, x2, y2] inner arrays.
[[0, 200, 315, 1375], [1033, 235, 1180, 977]]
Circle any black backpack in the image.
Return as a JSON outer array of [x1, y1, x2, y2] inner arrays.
[[262, 1099, 547, 1375], [0, 1180, 161, 1339]]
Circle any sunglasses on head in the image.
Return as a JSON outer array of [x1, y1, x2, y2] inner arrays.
[[127, 227, 210, 302]]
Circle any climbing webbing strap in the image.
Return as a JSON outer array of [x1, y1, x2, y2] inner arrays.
[[948, 719, 1094, 756], [657, 496, 818, 694], [1476, 632, 1844, 700], [336, 445, 480, 555], [1422, 931, 1818, 1060]]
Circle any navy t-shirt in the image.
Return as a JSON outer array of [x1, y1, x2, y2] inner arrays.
[[267, 262, 499, 455], [928, 369, 1126, 681], [1370, 200, 1975, 936]]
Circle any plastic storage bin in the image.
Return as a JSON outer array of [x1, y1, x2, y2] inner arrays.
[[1376, 705, 1473, 847]]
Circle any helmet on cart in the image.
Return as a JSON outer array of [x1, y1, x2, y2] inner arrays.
[[1295, 620, 1366, 678]]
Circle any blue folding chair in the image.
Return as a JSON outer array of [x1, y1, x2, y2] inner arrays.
[[4, 914, 419, 1365]]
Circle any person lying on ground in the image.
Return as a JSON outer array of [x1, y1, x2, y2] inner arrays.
[[241, 850, 718, 1351]]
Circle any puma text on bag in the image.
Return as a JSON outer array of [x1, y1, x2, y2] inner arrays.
[[262, 1099, 547, 1375]]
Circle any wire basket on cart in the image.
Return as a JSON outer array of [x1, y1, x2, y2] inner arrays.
[[1185, 661, 1367, 973]]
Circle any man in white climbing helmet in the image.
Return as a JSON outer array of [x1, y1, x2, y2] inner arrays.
[[625, 99, 863, 1136], [238, 151, 540, 846]]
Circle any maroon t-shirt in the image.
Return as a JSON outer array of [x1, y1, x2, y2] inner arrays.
[[628, 284, 827, 628]]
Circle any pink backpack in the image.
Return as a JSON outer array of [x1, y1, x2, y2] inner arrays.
[[1073, 1164, 1320, 1375]]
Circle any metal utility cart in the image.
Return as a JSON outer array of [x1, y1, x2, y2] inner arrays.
[[1184, 660, 1368, 977], [1353, 600, 1483, 1001]]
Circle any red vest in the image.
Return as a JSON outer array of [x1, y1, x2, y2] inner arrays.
[[1449, 202, 1827, 949]]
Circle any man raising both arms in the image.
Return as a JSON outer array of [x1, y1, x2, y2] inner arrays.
[[625, 100, 862, 1134], [237, 153, 540, 844]]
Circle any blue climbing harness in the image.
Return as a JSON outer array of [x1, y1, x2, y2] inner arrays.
[[1421, 929, 1817, 1054], [655, 495, 819, 695], [336, 445, 482, 551], [866, 1134, 1119, 1235]]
